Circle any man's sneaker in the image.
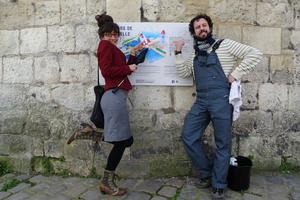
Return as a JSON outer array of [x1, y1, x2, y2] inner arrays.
[[195, 176, 211, 188], [211, 188, 225, 200]]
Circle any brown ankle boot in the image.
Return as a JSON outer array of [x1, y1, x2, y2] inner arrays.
[[67, 124, 95, 144], [99, 170, 127, 196]]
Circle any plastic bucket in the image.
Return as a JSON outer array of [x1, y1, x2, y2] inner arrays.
[[227, 156, 252, 191]]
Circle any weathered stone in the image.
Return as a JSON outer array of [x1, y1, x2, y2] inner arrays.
[[75, 24, 98, 52], [86, 0, 106, 23], [288, 85, 300, 111], [59, 54, 90, 83], [60, 0, 86, 24], [129, 86, 172, 109], [270, 54, 294, 84], [0, 57, 2, 82], [259, 83, 288, 111], [6, 191, 30, 200], [233, 110, 273, 136], [218, 25, 242, 42], [34, 0, 60, 26], [51, 84, 86, 111], [48, 25, 75, 52], [173, 86, 196, 111], [282, 28, 293, 50], [211, 0, 256, 24], [257, 2, 293, 28], [0, 110, 27, 135], [129, 109, 157, 131], [158, 186, 177, 197], [3, 56, 33, 84], [0, 192, 11, 200], [0, 2, 34, 29], [107, 0, 141, 21], [243, 27, 281, 55], [240, 83, 258, 110], [156, 111, 185, 130], [241, 56, 269, 83], [20, 28, 47, 54], [27, 86, 52, 104], [0, 135, 33, 155], [0, 84, 28, 109], [34, 56, 60, 84], [44, 140, 64, 158], [80, 188, 103, 200], [290, 30, 300, 49], [0, 30, 19, 56], [123, 191, 151, 200]]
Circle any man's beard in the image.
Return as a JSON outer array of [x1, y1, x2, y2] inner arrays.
[[194, 31, 212, 41]]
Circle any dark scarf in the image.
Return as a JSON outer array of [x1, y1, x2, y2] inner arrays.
[[194, 33, 216, 56]]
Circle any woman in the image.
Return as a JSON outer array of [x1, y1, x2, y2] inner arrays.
[[95, 13, 140, 196]]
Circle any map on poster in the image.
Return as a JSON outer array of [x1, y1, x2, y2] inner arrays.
[[99, 22, 194, 86]]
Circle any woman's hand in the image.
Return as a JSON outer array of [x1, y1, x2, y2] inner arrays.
[[129, 64, 138, 72]]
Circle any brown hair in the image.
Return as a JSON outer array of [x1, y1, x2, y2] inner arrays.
[[189, 14, 213, 36], [95, 13, 120, 38]]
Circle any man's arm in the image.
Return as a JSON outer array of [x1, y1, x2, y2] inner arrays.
[[174, 40, 194, 79], [222, 39, 263, 81]]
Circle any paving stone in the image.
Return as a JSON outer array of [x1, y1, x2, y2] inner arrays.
[[80, 187, 103, 200], [121, 191, 151, 200], [164, 177, 185, 188], [48, 194, 72, 200], [119, 179, 139, 189], [27, 183, 50, 193], [151, 196, 167, 200], [135, 179, 164, 194], [157, 186, 177, 197], [290, 191, 300, 200], [6, 191, 30, 200], [45, 184, 68, 194], [63, 183, 89, 197], [7, 183, 31, 193], [26, 193, 52, 200], [0, 192, 11, 200], [29, 175, 49, 184], [15, 174, 32, 181], [243, 193, 265, 200], [82, 178, 99, 187], [177, 185, 210, 200]]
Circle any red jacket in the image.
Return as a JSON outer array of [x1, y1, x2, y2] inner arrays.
[[97, 40, 136, 91]]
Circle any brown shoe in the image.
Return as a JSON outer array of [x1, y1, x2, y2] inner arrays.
[[67, 124, 94, 144], [99, 170, 127, 196]]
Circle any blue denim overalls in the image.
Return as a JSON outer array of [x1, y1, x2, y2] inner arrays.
[[181, 41, 233, 189]]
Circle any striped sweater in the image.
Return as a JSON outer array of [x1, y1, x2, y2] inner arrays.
[[175, 39, 262, 80]]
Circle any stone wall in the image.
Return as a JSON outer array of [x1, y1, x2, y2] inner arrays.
[[0, 0, 299, 177]]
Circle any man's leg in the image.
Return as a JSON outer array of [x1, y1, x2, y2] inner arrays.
[[181, 103, 212, 178]]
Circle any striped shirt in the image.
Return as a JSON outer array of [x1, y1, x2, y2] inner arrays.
[[175, 39, 262, 80]]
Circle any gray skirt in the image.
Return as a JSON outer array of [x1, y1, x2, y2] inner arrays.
[[100, 89, 132, 142]]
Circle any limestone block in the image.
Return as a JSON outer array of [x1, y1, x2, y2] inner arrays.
[[0, 110, 27, 135], [20, 28, 47, 54], [270, 54, 294, 84], [233, 110, 273, 136], [64, 141, 95, 160], [51, 83, 86, 111], [291, 31, 300, 49], [257, 2, 293, 28], [0, 57, 2, 82], [59, 54, 90, 83], [34, 0, 60, 26], [0, 135, 32, 156], [156, 110, 186, 130], [282, 28, 293, 50], [218, 25, 242, 42], [61, 0, 86, 24], [34, 55, 60, 83], [44, 140, 64, 158], [296, 5, 300, 29], [32, 138, 44, 157], [173, 86, 196, 110], [3, 57, 34, 84], [273, 111, 300, 132], [243, 27, 281, 55], [242, 56, 269, 83], [27, 86, 52, 103], [0, 2, 34, 29], [129, 109, 157, 131], [210, 0, 256, 24], [129, 86, 172, 110], [48, 25, 75, 52], [240, 83, 258, 110], [90, 54, 100, 83], [259, 83, 288, 111], [0, 30, 19, 55], [141, 0, 160, 21], [107, 0, 141, 22], [288, 132, 300, 162], [288, 85, 300, 111], [75, 24, 98, 52], [86, 0, 106, 23]]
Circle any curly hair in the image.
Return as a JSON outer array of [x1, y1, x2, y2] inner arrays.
[[189, 14, 213, 36]]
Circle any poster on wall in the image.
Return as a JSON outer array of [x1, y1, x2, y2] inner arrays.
[[99, 22, 194, 86]]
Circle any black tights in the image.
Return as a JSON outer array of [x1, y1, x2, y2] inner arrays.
[[105, 137, 133, 171]]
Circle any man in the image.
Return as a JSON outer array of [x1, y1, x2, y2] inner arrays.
[[174, 14, 262, 199]]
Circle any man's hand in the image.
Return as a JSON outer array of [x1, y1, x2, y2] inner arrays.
[[227, 74, 236, 83], [174, 40, 185, 51], [129, 64, 138, 72]]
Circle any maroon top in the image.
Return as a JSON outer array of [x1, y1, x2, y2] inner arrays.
[[97, 40, 136, 91]]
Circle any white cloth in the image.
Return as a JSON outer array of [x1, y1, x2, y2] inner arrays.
[[229, 80, 242, 121]]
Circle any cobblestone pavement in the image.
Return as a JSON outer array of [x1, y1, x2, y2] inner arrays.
[[0, 172, 299, 200]]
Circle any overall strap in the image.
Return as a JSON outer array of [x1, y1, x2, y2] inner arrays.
[[212, 39, 224, 51]]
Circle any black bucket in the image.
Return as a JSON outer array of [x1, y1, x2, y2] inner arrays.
[[227, 156, 252, 191]]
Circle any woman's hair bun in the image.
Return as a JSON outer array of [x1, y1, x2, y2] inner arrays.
[[95, 12, 114, 28]]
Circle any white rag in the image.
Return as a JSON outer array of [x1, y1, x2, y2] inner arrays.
[[229, 80, 242, 121]]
